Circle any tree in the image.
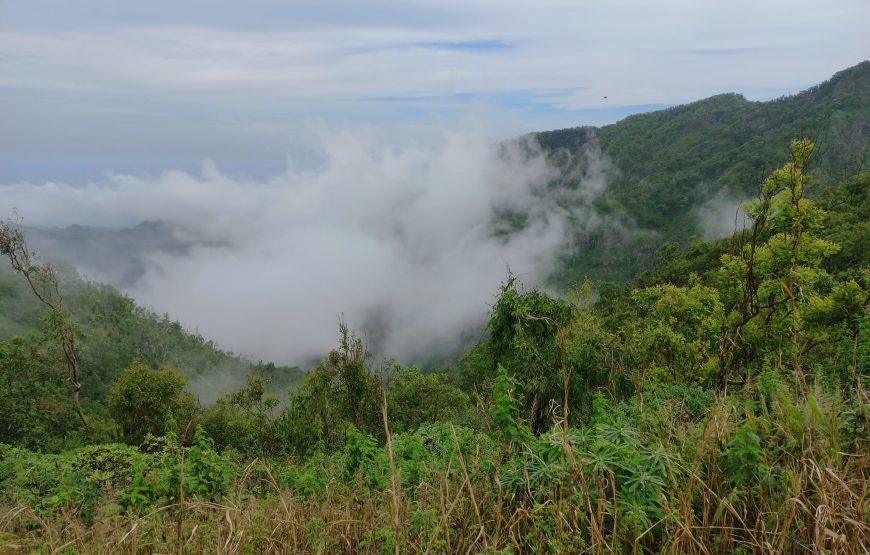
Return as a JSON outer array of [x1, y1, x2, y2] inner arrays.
[[200, 374, 278, 454], [108, 359, 196, 443], [485, 277, 615, 432], [385, 363, 471, 433], [0, 218, 88, 428], [631, 279, 723, 385], [716, 140, 842, 386], [277, 323, 382, 454], [0, 334, 83, 450], [326, 321, 381, 430], [487, 278, 573, 432]]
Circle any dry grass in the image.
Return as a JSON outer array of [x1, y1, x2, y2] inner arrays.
[[2, 390, 868, 554], [2, 461, 867, 553]]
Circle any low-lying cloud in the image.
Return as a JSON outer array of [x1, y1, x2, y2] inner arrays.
[[696, 192, 749, 240], [1, 128, 605, 366]]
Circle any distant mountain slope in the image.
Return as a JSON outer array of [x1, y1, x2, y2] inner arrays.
[[23, 221, 212, 288], [539, 61, 870, 286], [0, 262, 304, 405]]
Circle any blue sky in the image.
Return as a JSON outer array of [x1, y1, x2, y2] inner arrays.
[[1, 0, 868, 182]]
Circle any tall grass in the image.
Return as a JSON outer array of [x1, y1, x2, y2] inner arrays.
[[2, 382, 868, 554]]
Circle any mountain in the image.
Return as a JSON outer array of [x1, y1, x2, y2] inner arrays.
[[3, 63, 870, 553], [20, 63, 870, 296], [539, 60, 870, 286], [0, 261, 304, 408], [4, 148, 869, 553], [23, 221, 215, 289]]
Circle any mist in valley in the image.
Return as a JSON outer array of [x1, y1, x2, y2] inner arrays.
[[1, 127, 615, 366]]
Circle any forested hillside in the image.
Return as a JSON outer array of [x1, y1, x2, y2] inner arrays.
[[0, 260, 304, 450], [2, 137, 869, 552], [542, 61, 870, 286]]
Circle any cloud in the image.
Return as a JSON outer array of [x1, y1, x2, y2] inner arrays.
[[0, 127, 606, 366], [695, 193, 749, 240], [3, 0, 868, 180], [679, 47, 770, 56], [3, 2, 867, 105], [412, 40, 513, 52]]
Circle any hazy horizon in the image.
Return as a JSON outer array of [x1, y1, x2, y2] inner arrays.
[[3, 1, 868, 181]]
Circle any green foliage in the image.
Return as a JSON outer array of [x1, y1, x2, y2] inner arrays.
[[486, 279, 574, 431], [0, 429, 237, 525], [818, 171, 870, 277], [542, 62, 870, 286], [3, 131, 870, 552], [499, 413, 679, 545], [725, 425, 765, 487], [489, 364, 525, 443], [0, 260, 253, 399], [481, 277, 620, 431], [180, 426, 235, 499], [631, 279, 723, 384], [281, 452, 329, 500], [713, 140, 860, 386], [385, 362, 472, 433], [108, 359, 197, 444], [0, 334, 83, 450], [1, 218, 89, 430], [277, 324, 382, 455], [200, 374, 278, 454], [341, 424, 379, 476]]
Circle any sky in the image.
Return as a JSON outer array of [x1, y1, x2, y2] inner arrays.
[[1, 0, 868, 182]]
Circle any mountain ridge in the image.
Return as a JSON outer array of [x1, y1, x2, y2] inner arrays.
[[537, 60, 870, 286]]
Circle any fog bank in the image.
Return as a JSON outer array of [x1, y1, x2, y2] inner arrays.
[[1, 128, 608, 365]]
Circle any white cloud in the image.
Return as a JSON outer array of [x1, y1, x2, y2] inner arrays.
[[2, 0, 867, 172], [696, 193, 749, 241], [2, 1, 867, 104], [0, 127, 604, 365]]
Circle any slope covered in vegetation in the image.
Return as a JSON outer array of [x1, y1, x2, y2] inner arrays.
[[1, 139, 868, 553], [0, 260, 304, 450], [541, 61, 870, 286]]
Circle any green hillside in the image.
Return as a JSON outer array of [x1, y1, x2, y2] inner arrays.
[[0, 261, 304, 449], [541, 61, 870, 286]]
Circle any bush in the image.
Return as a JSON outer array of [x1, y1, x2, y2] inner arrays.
[[386, 363, 472, 433], [108, 359, 197, 443]]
